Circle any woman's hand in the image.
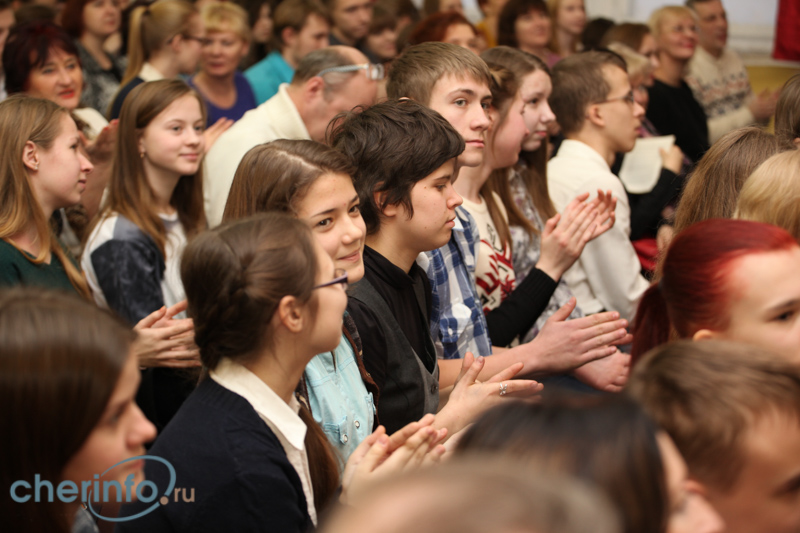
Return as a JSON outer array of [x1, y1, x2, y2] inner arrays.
[[586, 189, 616, 239], [341, 415, 447, 505], [536, 192, 600, 281], [572, 348, 631, 392], [81, 119, 118, 164], [203, 118, 234, 153], [435, 353, 542, 437], [132, 301, 201, 368], [520, 297, 632, 375]]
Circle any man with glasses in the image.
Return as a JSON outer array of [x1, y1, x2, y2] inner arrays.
[[547, 50, 649, 322], [204, 46, 380, 227]]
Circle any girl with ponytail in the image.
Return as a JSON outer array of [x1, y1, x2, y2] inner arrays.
[[631, 218, 800, 363], [117, 213, 446, 532]]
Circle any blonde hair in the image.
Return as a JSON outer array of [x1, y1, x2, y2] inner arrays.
[[0, 95, 89, 297], [93, 80, 206, 259], [122, 0, 199, 86], [202, 2, 251, 42], [648, 5, 696, 40], [606, 42, 652, 82], [735, 149, 800, 241]]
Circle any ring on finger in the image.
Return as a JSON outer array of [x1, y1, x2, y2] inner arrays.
[[499, 382, 508, 396]]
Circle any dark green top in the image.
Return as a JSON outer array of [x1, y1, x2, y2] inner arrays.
[[0, 239, 78, 294]]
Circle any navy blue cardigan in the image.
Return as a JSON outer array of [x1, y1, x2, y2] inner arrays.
[[116, 378, 313, 533]]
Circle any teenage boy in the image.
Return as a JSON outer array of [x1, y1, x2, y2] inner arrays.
[[331, 99, 540, 433], [628, 340, 800, 533], [548, 50, 650, 322], [387, 42, 632, 391]]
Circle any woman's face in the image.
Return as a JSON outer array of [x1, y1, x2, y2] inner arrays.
[[555, 0, 586, 36], [251, 2, 273, 44], [176, 15, 206, 75], [139, 94, 205, 182], [442, 23, 480, 55], [295, 173, 367, 283], [519, 69, 555, 152], [366, 27, 398, 62], [308, 239, 349, 353], [638, 33, 660, 85], [657, 13, 698, 63], [29, 114, 93, 215], [82, 0, 121, 39], [515, 8, 551, 53], [200, 30, 249, 79], [489, 91, 530, 171], [61, 350, 157, 500], [26, 47, 83, 111], [658, 433, 725, 533], [704, 247, 800, 365]]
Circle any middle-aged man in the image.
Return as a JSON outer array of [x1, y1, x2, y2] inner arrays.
[[548, 50, 649, 322], [244, 0, 331, 105], [204, 46, 379, 226], [324, 0, 373, 52], [685, 0, 778, 143]]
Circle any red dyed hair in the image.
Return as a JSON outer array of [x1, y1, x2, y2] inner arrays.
[[2, 21, 80, 95], [408, 11, 477, 46], [631, 219, 799, 360]]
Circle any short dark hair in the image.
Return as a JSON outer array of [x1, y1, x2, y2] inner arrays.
[[329, 99, 464, 234], [550, 50, 627, 136], [2, 21, 80, 95], [497, 0, 548, 48], [273, 0, 330, 49]]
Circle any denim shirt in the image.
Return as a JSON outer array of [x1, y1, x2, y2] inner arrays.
[[305, 332, 375, 465]]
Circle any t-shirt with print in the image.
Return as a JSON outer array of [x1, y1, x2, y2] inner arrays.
[[461, 193, 515, 315]]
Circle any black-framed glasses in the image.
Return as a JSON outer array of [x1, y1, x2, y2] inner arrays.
[[314, 269, 348, 291], [316, 63, 385, 81], [597, 90, 636, 106]]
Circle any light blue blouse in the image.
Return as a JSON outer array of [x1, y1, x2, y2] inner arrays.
[[305, 332, 375, 465]]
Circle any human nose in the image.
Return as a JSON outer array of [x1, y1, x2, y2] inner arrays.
[[79, 151, 94, 174], [130, 403, 157, 447], [448, 185, 463, 208], [57, 66, 72, 86], [541, 101, 556, 124], [633, 100, 645, 118], [471, 106, 491, 132], [341, 214, 364, 244]]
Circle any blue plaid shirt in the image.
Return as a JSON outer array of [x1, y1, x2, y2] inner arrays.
[[419, 206, 493, 359]]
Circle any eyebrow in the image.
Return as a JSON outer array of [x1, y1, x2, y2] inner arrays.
[[766, 299, 800, 314], [311, 194, 360, 217]]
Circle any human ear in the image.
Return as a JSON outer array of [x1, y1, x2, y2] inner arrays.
[[686, 478, 709, 497], [277, 294, 305, 333], [793, 137, 800, 148], [586, 103, 605, 128], [373, 189, 398, 218], [692, 328, 720, 341], [304, 76, 325, 105], [22, 141, 39, 172], [282, 27, 297, 48]]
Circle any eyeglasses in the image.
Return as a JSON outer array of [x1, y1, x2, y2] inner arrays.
[[313, 269, 349, 291], [316, 63, 385, 81], [597, 91, 636, 106], [182, 34, 207, 45]]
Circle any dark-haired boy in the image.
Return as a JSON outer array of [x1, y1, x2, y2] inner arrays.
[[331, 99, 540, 433]]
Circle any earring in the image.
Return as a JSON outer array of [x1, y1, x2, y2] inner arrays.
[[140, 151, 145, 159], [34, 163, 39, 170]]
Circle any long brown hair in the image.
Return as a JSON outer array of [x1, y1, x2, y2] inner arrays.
[[93, 79, 206, 259], [482, 46, 556, 241], [181, 213, 340, 513], [0, 95, 89, 296], [0, 288, 134, 533], [223, 139, 356, 223]]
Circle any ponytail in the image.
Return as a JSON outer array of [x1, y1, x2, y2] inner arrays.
[[298, 403, 340, 513]]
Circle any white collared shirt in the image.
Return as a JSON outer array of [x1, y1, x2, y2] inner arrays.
[[209, 358, 317, 525], [138, 62, 166, 83]]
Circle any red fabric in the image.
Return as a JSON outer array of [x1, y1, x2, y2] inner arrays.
[[774, 0, 800, 60], [633, 238, 658, 273]]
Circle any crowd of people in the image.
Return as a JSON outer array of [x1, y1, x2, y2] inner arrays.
[[1, 0, 800, 532]]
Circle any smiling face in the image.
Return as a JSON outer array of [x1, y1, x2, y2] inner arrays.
[[703, 411, 800, 533], [390, 159, 462, 253], [82, 0, 121, 39], [60, 349, 156, 499], [555, 0, 586, 37], [515, 8, 551, 54], [200, 29, 249, 78], [707, 248, 800, 365], [139, 94, 205, 185], [519, 69, 555, 152], [26, 47, 83, 111], [29, 114, 94, 216], [427, 74, 492, 168], [657, 12, 698, 63], [295, 172, 367, 283]]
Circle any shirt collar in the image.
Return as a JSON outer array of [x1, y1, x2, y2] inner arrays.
[[363, 245, 417, 289], [210, 357, 307, 450], [139, 62, 166, 82], [557, 139, 611, 171]]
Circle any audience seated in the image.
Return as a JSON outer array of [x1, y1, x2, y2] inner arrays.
[[244, 0, 330, 104], [685, 0, 777, 143], [629, 340, 800, 533], [204, 46, 379, 227], [233, 0, 275, 69], [548, 50, 649, 320]]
